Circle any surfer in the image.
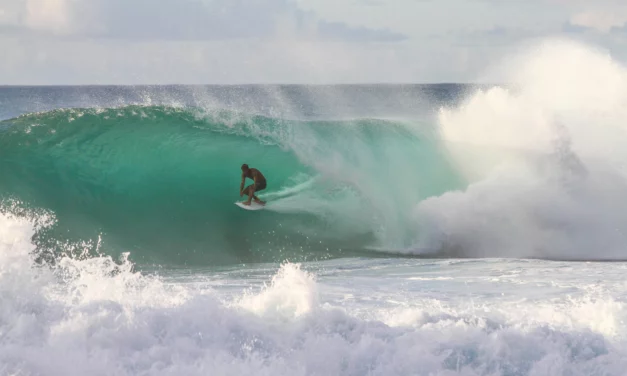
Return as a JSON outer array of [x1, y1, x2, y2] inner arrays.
[[240, 164, 266, 206]]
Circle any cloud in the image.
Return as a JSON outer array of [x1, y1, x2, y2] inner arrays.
[[24, 0, 73, 34], [562, 22, 589, 34], [2, 0, 627, 85], [356, 0, 385, 6], [0, 0, 418, 85], [0, 0, 406, 43], [446, 25, 543, 47], [569, 7, 627, 33], [318, 21, 407, 42], [0, 35, 425, 85]]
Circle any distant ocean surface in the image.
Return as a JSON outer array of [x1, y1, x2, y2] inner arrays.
[[2, 42, 627, 375]]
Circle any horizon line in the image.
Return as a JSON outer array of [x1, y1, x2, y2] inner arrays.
[[0, 82, 504, 87]]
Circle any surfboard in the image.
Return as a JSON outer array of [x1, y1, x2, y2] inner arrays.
[[235, 201, 265, 211]]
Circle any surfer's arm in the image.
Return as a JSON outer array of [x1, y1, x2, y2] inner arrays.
[[239, 174, 245, 197]]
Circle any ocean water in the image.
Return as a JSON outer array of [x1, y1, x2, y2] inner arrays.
[[2, 40, 627, 375]]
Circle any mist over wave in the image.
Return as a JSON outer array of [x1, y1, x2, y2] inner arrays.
[[414, 40, 627, 260]]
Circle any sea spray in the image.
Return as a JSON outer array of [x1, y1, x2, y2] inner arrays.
[[414, 39, 627, 260], [236, 262, 319, 321]]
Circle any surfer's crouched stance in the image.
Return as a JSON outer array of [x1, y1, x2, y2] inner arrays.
[[240, 164, 267, 206]]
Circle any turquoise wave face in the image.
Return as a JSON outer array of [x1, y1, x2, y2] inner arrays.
[[0, 106, 463, 266]]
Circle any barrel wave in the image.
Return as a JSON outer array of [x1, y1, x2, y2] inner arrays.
[[0, 105, 460, 265]]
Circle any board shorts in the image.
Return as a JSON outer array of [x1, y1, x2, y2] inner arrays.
[[254, 180, 267, 192]]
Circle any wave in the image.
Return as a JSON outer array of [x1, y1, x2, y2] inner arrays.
[[3, 40, 627, 263], [0, 105, 461, 265]]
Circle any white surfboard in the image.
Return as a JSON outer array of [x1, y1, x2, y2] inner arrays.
[[235, 201, 265, 211]]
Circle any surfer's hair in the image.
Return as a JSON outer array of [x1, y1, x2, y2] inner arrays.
[[241, 164, 249, 171]]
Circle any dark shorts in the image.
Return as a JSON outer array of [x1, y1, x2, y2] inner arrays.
[[254, 180, 266, 191]]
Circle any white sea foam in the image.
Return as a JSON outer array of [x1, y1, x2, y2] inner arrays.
[[235, 262, 319, 320], [1, 210, 627, 375]]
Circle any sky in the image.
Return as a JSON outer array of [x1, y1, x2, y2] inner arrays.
[[1, 0, 627, 84]]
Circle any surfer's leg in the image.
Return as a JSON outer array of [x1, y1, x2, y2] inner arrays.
[[252, 182, 266, 205], [246, 186, 264, 205], [242, 185, 254, 205]]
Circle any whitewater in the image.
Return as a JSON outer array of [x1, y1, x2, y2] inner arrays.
[[2, 39, 627, 375]]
